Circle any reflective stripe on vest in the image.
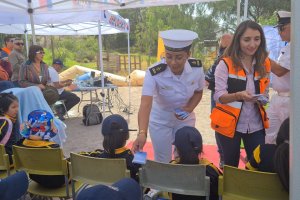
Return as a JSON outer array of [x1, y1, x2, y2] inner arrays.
[[210, 57, 270, 138]]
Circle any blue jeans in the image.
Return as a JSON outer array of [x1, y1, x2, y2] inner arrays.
[[0, 81, 14, 92], [217, 129, 265, 167]]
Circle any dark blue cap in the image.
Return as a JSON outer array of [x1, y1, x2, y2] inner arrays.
[[0, 171, 29, 200], [77, 178, 142, 200], [52, 59, 65, 67], [174, 126, 203, 154], [101, 114, 136, 136]]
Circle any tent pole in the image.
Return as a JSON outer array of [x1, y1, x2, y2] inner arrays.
[[24, 25, 29, 58], [291, 0, 300, 198], [98, 19, 106, 118], [243, 0, 248, 20], [236, 0, 241, 25], [127, 29, 131, 117], [27, 0, 36, 44]]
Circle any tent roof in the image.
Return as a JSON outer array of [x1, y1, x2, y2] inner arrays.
[[0, 0, 221, 24]]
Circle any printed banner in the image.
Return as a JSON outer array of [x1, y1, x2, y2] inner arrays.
[[102, 10, 129, 33]]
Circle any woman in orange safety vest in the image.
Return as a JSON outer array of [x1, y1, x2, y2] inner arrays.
[[211, 20, 270, 167]]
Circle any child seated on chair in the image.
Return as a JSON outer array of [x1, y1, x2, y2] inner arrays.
[[19, 109, 66, 188], [0, 93, 20, 165], [78, 114, 140, 181], [21, 109, 58, 146], [171, 126, 221, 200], [246, 118, 289, 173]]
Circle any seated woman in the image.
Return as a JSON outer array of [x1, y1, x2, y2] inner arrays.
[[170, 126, 222, 200], [78, 114, 140, 181], [0, 60, 14, 93], [246, 118, 289, 173]]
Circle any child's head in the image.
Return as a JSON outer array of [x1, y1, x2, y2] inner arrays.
[[274, 118, 290, 192], [0, 92, 19, 117], [276, 118, 289, 146], [174, 126, 203, 164], [101, 114, 132, 156]]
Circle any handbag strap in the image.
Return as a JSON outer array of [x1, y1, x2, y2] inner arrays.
[[0, 116, 13, 145]]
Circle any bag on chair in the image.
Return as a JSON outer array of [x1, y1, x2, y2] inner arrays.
[[82, 104, 103, 126]]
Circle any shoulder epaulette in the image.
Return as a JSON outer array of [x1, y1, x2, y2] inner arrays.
[[188, 58, 202, 68], [149, 63, 167, 76]]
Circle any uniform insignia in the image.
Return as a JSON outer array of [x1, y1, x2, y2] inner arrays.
[[149, 63, 167, 76], [188, 58, 202, 68]]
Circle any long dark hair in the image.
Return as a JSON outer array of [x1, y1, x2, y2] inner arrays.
[[102, 123, 129, 158], [273, 118, 289, 192], [28, 45, 43, 62], [224, 20, 268, 78], [0, 93, 18, 116]]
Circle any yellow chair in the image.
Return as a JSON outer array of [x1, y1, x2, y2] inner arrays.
[[139, 160, 210, 199], [12, 145, 81, 199], [70, 152, 130, 199], [0, 144, 11, 178], [219, 165, 289, 200]]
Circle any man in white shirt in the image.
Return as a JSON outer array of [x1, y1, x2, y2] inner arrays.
[[48, 59, 80, 120]]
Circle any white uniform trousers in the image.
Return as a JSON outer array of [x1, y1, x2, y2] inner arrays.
[[265, 94, 289, 144], [149, 112, 195, 163]]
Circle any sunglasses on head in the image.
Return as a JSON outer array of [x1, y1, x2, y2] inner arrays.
[[36, 51, 45, 55], [15, 42, 24, 46]]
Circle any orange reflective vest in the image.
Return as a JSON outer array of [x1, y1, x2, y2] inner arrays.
[[210, 57, 270, 138]]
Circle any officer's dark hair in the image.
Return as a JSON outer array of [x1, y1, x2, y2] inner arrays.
[[273, 118, 289, 192], [102, 122, 129, 158], [28, 45, 44, 62], [0, 92, 18, 116], [224, 20, 268, 79]]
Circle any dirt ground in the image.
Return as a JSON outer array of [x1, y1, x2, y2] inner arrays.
[[62, 86, 215, 157]]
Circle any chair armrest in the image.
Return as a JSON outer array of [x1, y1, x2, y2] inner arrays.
[[218, 176, 223, 196]]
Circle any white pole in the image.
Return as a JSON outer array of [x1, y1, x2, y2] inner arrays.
[[237, 0, 241, 25], [24, 25, 29, 58], [98, 19, 106, 117], [27, 0, 36, 44], [127, 27, 131, 117], [243, 0, 248, 21], [291, 0, 300, 198]]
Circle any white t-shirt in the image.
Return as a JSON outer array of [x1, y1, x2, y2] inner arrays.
[[48, 67, 64, 95]]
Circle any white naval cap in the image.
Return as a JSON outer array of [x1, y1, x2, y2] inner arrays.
[[274, 10, 291, 27], [160, 29, 198, 52]]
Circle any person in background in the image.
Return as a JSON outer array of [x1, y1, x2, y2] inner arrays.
[[8, 38, 25, 87], [205, 33, 233, 169], [0, 93, 20, 164], [266, 11, 291, 144], [211, 20, 270, 167], [48, 59, 80, 120], [170, 126, 221, 200], [246, 118, 289, 173], [0, 36, 14, 61], [132, 29, 205, 163], [18, 45, 49, 90], [78, 114, 140, 181], [0, 60, 14, 92]]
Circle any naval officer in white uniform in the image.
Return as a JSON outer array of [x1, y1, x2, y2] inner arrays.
[[132, 29, 205, 162], [266, 11, 291, 144]]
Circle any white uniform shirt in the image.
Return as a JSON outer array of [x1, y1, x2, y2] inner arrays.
[[272, 42, 290, 93], [142, 59, 205, 119], [48, 67, 64, 95]]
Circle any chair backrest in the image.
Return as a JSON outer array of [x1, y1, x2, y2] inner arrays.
[[0, 144, 10, 175], [12, 145, 68, 176], [139, 160, 210, 196], [70, 152, 130, 186], [220, 165, 289, 200]]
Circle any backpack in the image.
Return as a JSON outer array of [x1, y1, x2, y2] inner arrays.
[[82, 104, 103, 126]]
